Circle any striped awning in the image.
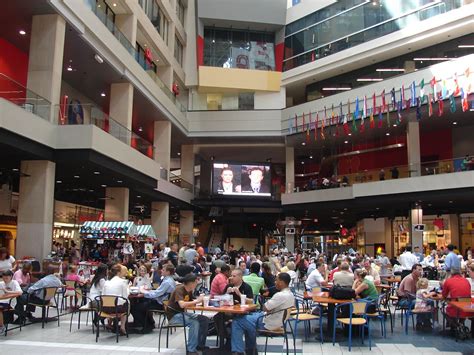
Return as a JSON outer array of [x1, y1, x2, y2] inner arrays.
[[136, 225, 157, 239], [79, 221, 138, 238]]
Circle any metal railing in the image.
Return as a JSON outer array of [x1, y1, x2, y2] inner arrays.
[[0, 73, 51, 121], [91, 2, 187, 113], [169, 171, 193, 192], [290, 156, 472, 192], [56, 104, 155, 159], [283, 0, 463, 71]]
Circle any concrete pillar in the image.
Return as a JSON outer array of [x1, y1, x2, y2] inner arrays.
[[407, 121, 421, 177], [157, 65, 173, 89], [154, 121, 172, 179], [179, 210, 194, 244], [449, 214, 460, 248], [403, 60, 416, 74], [16, 160, 55, 260], [115, 13, 137, 45], [409, 206, 423, 250], [27, 14, 66, 122], [285, 146, 295, 193], [181, 145, 195, 188], [109, 83, 133, 143], [151, 201, 169, 243], [104, 187, 129, 221], [184, 0, 198, 87]]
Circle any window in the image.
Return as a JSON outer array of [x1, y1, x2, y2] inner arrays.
[[176, 0, 185, 25], [96, 0, 115, 28], [174, 36, 184, 66], [138, 0, 169, 45], [136, 43, 157, 73]]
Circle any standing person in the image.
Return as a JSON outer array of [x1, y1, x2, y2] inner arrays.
[[399, 246, 419, 279], [228, 245, 239, 266], [414, 246, 424, 263], [230, 273, 295, 355], [102, 264, 130, 335], [390, 166, 399, 179], [0, 248, 16, 273], [184, 244, 199, 265], [178, 243, 188, 263], [165, 274, 209, 355], [444, 244, 461, 273], [376, 250, 391, 278], [196, 242, 205, 258], [379, 169, 385, 181]]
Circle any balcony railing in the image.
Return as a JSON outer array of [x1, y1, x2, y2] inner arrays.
[[56, 104, 155, 159], [0, 73, 51, 121], [169, 171, 193, 192], [90, 2, 187, 113], [289, 156, 472, 193]]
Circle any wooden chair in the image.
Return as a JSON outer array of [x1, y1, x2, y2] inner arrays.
[[257, 307, 296, 355], [158, 303, 187, 352], [332, 301, 372, 352], [291, 296, 324, 343], [95, 295, 129, 343], [26, 287, 61, 329]]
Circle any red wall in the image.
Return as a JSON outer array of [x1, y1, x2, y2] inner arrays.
[[197, 35, 204, 67], [420, 128, 452, 161], [275, 43, 284, 72], [0, 38, 28, 85]]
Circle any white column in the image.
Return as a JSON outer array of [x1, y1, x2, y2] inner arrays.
[[16, 160, 55, 260], [407, 121, 421, 177], [115, 13, 137, 45], [27, 14, 66, 122], [449, 214, 460, 248], [109, 83, 134, 144], [104, 187, 129, 221], [180, 210, 194, 244], [181, 145, 195, 189], [409, 206, 423, 250], [151, 201, 169, 243], [285, 146, 295, 193], [154, 121, 172, 179]]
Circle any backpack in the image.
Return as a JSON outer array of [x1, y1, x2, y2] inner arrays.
[[329, 285, 356, 300]]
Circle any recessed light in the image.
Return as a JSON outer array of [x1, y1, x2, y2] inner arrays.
[[212, 219, 216, 223], [301, 142, 306, 146], [449, 200, 453, 204], [94, 54, 104, 63], [113, 3, 117, 6], [177, 152, 181, 156], [393, 124, 397, 127], [94, 171, 100, 175], [376, 207, 380, 210], [348, 133, 352, 136], [386, 133, 390, 136], [344, 140, 349, 144], [309, 155, 313, 159], [138, 126, 143, 132], [452, 121, 457, 125], [12, 168, 19, 172], [137, 195, 141, 198], [117, 180, 123, 183], [74, 175, 80, 178], [212, 39, 215, 43], [89, 189, 94, 192], [101, 184, 107, 188], [67, 66, 73, 71], [301, 162, 305, 165], [19, 30, 26, 35], [56, 180, 62, 183], [100, 92, 106, 97]]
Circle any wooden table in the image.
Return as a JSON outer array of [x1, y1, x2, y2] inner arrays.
[[185, 304, 257, 314], [384, 277, 401, 284], [311, 292, 353, 332], [449, 301, 474, 338]]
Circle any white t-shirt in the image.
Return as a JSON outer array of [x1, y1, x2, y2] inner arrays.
[[89, 278, 106, 303], [103, 276, 130, 305], [286, 270, 297, 287], [0, 279, 22, 295], [263, 288, 295, 330], [0, 256, 15, 273], [399, 252, 418, 271], [305, 269, 325, 290]]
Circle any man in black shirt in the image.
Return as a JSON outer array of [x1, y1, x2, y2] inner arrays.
[[228, 245, 238, 266], [176, 259, 194, 278]]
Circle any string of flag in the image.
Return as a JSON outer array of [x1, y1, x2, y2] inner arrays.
[[287, 67, 474, 138]]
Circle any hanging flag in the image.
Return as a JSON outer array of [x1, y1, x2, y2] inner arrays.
[[352, 110, 357, 133], [397, 99, 402, 124], [416, 97, 421, 120], [306, 112, 310, 142], [390, 88, 396, 110], [428, 93, 433, 117], [355, 97, 360, 118], [430, 76, 438, 102], [465, 67, 472, 94], [314, 112, 318, 141], [363, 96, 368, 118], [442, 79, 448, 99], [461, 88, 469, 112], [381, 90, 386, 112], [302, 112, 305, 131], [453, 73, 460, 96], [411, 81, 416, 107], [438, 93, 444, 116], [449, 93, 456, 113], [294, 114, 298, 133], [419, 79, 426, 104], [370, 94, 376, 129], [320, 111, 326, 140], [330, 104, 335, 137], [401, 85, 406, 109], [344, 100, 350, 135], [360, 96, 366, 132], [378, 106, 383, 128]]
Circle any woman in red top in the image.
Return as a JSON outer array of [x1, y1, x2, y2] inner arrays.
[[441, 268, 471, 319]]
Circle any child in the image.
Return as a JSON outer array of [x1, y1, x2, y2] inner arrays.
[[64, 265, 84, 309], [0, 270, 22, 333], [133, 265, 152, 289], [414, 277, 436, 330]]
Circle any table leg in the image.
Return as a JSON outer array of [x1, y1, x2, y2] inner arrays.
[[327, 304, 335, 333]]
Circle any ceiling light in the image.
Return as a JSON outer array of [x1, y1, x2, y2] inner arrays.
[[322, 87, 351, 91], [301, 161, 304, 165], [212, 39, 215, 43], [56, 180, 62, 183], [67, 66, 73, 71], [376, 68, 405, 72], [101, 184, 107, 188], [94, 54, 104, 63], [89, 189, 94, 192], [138, 126, 143, 132], [348, 133, 352, 136], [212, 219, 216, 223], [94, 171, 100, 175], [113, 3, 117, 6], [413, 57, 455, 61], [309, 155, 313, 159], [117, 180, 123, 183], [458, 45, 474, 48], [397, 143, 403, 147], [100, 92, 106, 97], [177, 152, 181, 156], [301, 142, 306, 146], [452, 121, 457, 125], [449, 200, 453, 204], [137, 195, 141, 198], [386, 133, 390, 136], [74, 175, 80, 178], [19, 30, 26, 35], [12, 168, 19, 172], [344, 140, 349, 144], [393, 124, 397, 127], [356, 78, 383, 82]]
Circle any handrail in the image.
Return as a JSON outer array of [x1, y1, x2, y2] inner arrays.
[[284, 1, 446, 63]]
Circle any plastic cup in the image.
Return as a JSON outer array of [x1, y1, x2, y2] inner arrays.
[[203, 296, 210, 307], [240, 295, 247, 306]]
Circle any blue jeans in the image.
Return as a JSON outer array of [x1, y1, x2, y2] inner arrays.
[[169, 312, 209, 352], [231, 311, 265, 353]]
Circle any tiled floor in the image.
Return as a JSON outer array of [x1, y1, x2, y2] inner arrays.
[[1, 307, 472, 355]]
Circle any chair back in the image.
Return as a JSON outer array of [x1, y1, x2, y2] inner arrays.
[[352, 301, 367, 315], [96, 295, 129, 315], [44, 287, 59, 301]]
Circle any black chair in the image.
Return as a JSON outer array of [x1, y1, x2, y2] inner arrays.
[[26, 287, 61, 329], [158, 302, 188, 352], [69, 295, 95, 333], [3, 297, 21, 336], [95, 295, 129, 343]]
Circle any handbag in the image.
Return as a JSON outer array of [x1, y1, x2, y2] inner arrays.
[[329, 285, 356, 300]]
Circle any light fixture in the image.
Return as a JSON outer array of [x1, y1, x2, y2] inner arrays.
[[56, 180, 62, 183], [113, 3, 117, 6], [137, 195, 141, 198], [177, 152, 181, 156], [344, 140, 349, 144], [322, 87, 351, 91], [413, 57, 455, 61], [19, 30, 26, 35], [348, 133, 352, 136], [101, 184, 107, 188], [138, 126, 143, 132], [212, 39, 215, 43], [301, 161, 305, 165], [94, 54, 104, 64], [386, 133, 390, 136], [94, 171, 100, 175], [301, 142, 306, 146], [89, 189, 94, 192], [100, 92, 106, 97], [449, 200, 453, 204], [452, 121, 457, 125], [74, 175, 80, 178], [117, 180, 123, 183], [393, 124, 397, 127], [458, 45, 474, 48], [309, 155, 313, 159], [356, 78, 383, 82], [376, 68, 405, 72], [12, 168, 19, 172], [212, 219, 216, 223], [397, 143, 403, 147], [67, 66, 73, 72]]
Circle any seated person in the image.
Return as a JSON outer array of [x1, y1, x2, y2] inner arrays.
[[363, 259, 381, 285], [231, 273, 295, 355], [441, 268, 471, 328], [133, 264, 152, 289], [243, 262, 265, 297], [414, 277, 437, 330], [131, 265, 176, 332], [102, 264, 129, 335], [13, 263, 32, 288], [14, 266, 63, 324], [352, 269, 378, 301], [210, 264, 230, 297], [305, 262, 328, 290], [333, 262, 354, 287], [261, 262, 277, 297], [165, 274, 209, 355], [0, 270, 22, 332], [176, 260, 195, 278]]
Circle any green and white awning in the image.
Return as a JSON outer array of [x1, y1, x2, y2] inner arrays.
[[136, 225, 157, 239], [79, 221, 138, 239]]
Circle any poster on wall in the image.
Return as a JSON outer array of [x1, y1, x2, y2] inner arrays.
[[144, 243, 153, 254], [122, 243, 134, 255], [250, 42, 275, 70], [231, 47, 250, 69], [67, 99, 84, 124]]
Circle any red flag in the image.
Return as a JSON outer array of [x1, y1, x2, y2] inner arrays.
[[370, 94, 376, 129], [453, 73, 460, 96], [438, 93, 444, 116], [321, 111, 326, 140], [428, 93, 433, 117]]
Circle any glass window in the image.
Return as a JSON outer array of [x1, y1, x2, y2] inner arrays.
[[136, 43, 157, 73], [174, 36, 184, 66], [238, 93, 254, 110], [176, 0, 185, 25], [138, 0, 169, 45]]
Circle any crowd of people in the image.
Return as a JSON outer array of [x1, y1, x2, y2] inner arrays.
[[0, 242, 473, 354]]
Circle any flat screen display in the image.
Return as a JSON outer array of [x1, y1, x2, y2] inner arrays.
[[212, 163, 271, 197]]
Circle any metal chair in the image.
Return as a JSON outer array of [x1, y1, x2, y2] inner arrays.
[[257, 307, 296, 355], [26, 287, 61, 329], [95, 295, 129, 343], [3, 297, 21, 336], [332, 301, 372, 352], [69, 294, 95, 333], [291, 295, 323, 342], [365, 294, 389, 337], [158, 303, 188, 352]]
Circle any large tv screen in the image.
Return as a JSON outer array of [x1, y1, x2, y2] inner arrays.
[[212, 163, 271, 197]]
